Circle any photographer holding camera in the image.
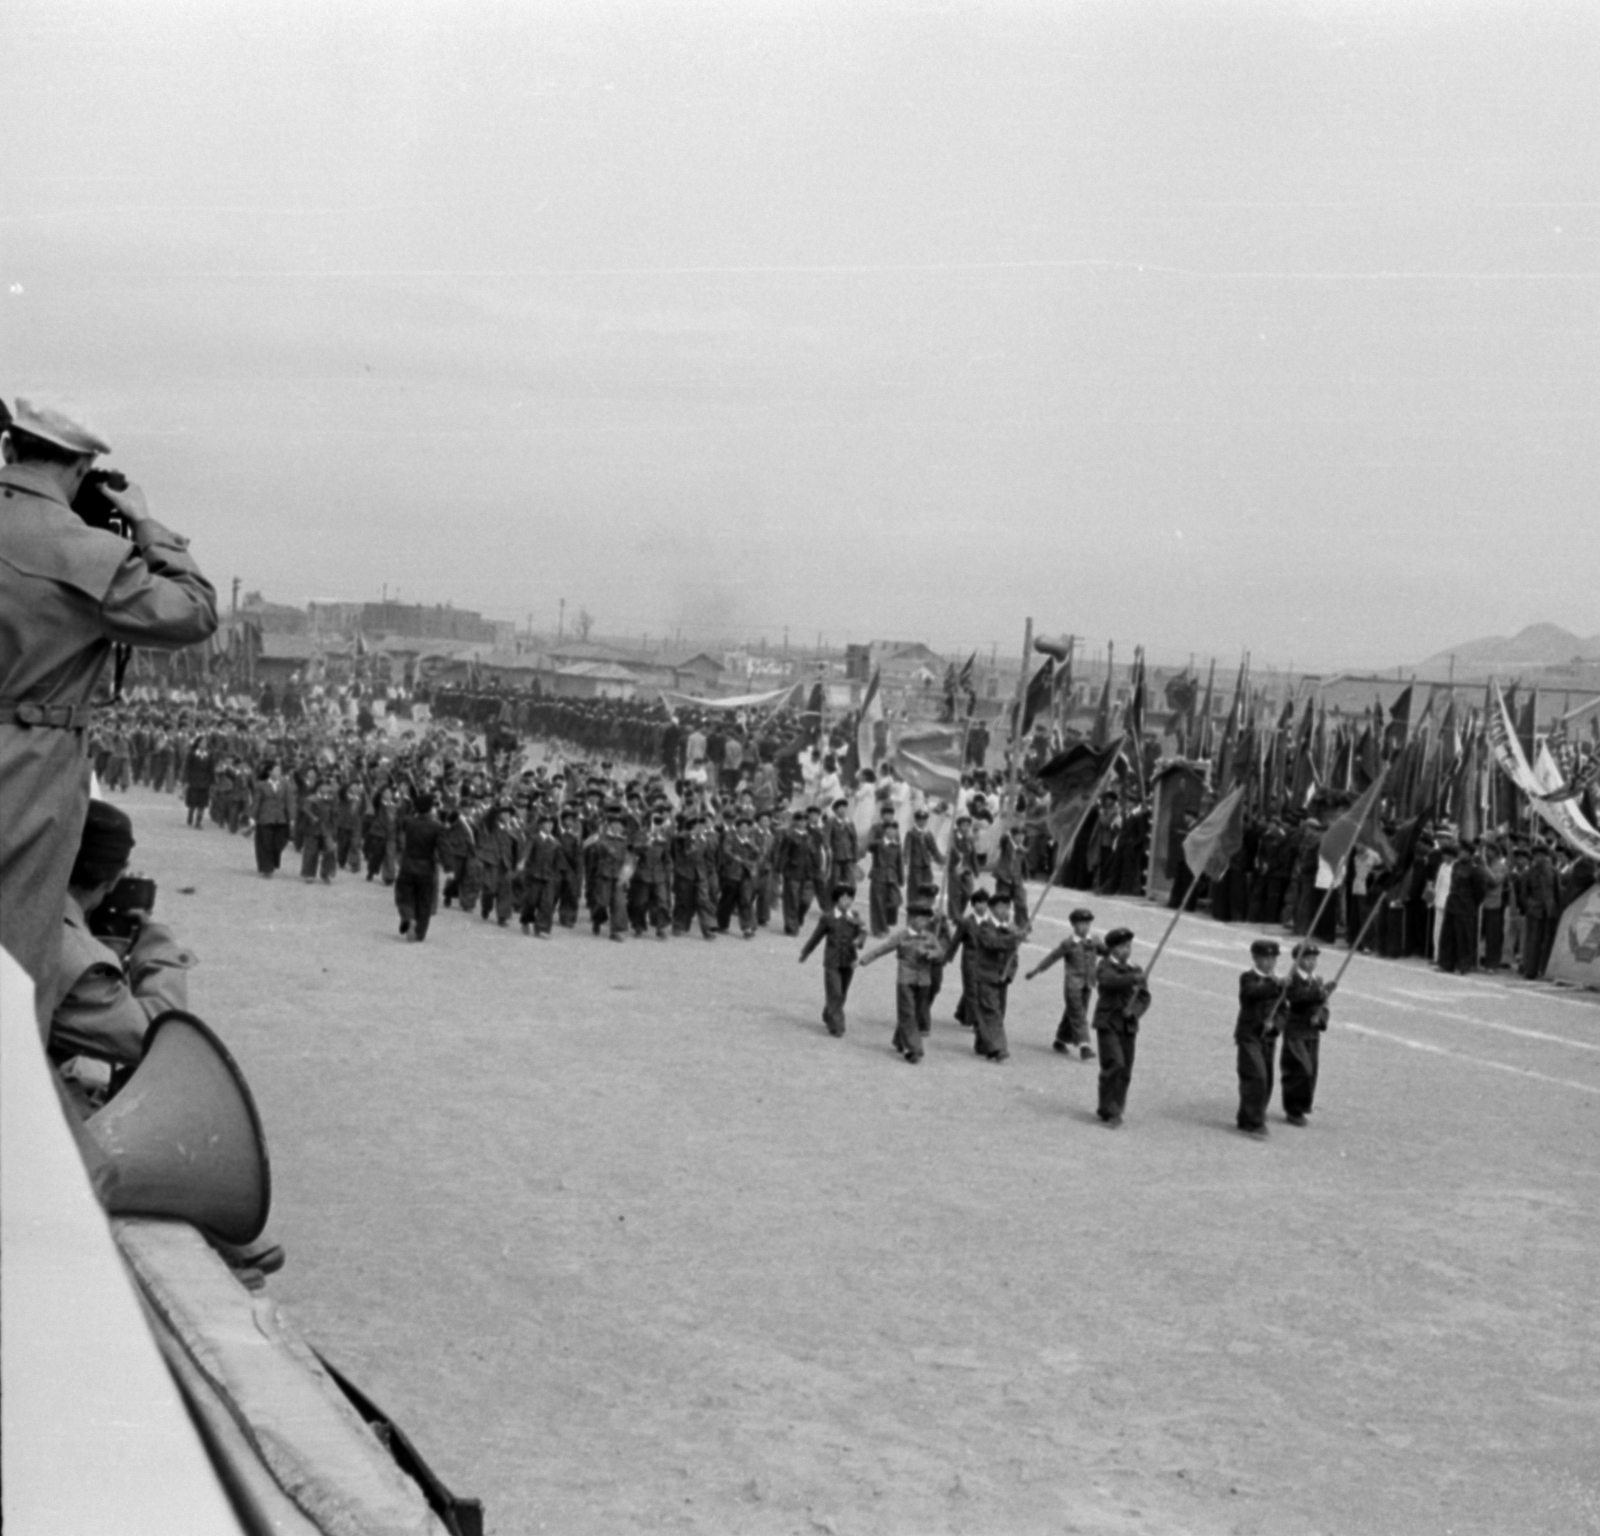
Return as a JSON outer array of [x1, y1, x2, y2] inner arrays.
[[1, 396, 217, 1012], [48, 800, 195, 1106]]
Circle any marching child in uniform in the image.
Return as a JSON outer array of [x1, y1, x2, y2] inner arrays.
[[799, 882, 867, 1037], [1025, 906, 1101, 1060]]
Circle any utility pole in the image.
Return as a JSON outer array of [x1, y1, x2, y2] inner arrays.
[[230, 576, 240, 617]]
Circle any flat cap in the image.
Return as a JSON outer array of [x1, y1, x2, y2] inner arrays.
[[1069, 908, 1094, 923], [1250, 938, 1280, 957], [1104, 926, 1135, 948], [8, 395, 111, 456], [1293, 940, 1321, 959]]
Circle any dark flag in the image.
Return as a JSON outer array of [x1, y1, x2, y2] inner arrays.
[[1051, 638, 1076, 715], [1191, 658, 1217, 760], [1231, 705, 1259, 794], [1356, 723, 1381, 789], [1384, 684, 1413, 758], [1125, 647, 1147, 748], [1091, 669, 1114, 749], [1017, 657, 1055, 736], [1516, 685, 1539, 763], [1289, 698, 1317, 808], [958, 651, 978, 718], [802, 680, 826, 744], [940, 662, 958, 722], [1037, 741, 1121, 853]]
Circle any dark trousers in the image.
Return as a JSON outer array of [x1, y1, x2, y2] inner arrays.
[[364, 836, 392, 883], [894, 983, 931, 1058], [335, 826, 360, 871], [1054, 985, 1091, 1048], [589, 875, 627, 937], [782, 877, 816, 936], [971, 977, 1008, 1058], [1522, 916, 1555, 979], [953, 945, 976, 1027], [520, 876, 555, 933], [717, 874, 756, 935], [254, 821, 289, 873], [395, 865, 438, 940], [1236, 1034, 1277, 1130], [1095, 1027, 1136, 1120], [674, 873, 717, 936], [869, 880, 901, 937], [823, 964, 854, 1035], [1280, 1032, 1320, 1118], [300, 836, 337, 881], [1481, 907, 1505, 968], [1439, 908, 1478, 973], [629, 878, 670, 936], [480, 869, 517, 925], [555, 872, 581, 926]]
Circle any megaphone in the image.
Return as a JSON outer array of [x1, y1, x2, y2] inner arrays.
[[85, 1010, 272, 1246], [1033, 635, 1072, 662]]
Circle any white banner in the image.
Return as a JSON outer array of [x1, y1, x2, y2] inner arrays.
[[658, 685, 799, 713], [1487, 683, 1600, 860]]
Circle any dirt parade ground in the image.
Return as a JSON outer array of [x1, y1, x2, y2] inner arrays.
[[114, 786, 1600, 1536]]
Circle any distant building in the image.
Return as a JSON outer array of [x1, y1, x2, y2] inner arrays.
[[359, 601, 498, 643], [238, 592, 307, 635]]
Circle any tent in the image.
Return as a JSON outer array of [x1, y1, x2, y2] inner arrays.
[[1547, 884, 1600, 992]]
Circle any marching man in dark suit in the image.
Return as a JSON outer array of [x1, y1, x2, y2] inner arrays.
[[1092, 928, 1149, 1127], [1236, 938, 1285, 1139], [1280, 940, 1334, 1126]]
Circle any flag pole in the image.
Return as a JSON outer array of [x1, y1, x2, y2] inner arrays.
[[1142, 873, 1206, 980], [1328, 891, 1391, 990]]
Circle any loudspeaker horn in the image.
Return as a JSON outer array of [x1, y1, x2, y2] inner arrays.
[[1033, 634, 1072, 662], [85, 1010, 272, 1246]]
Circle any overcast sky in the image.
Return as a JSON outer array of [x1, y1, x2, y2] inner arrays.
[[3, 0, 1596, 670]]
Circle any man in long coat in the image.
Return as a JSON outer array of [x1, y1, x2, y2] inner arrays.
[[1, 399, 216, 1012]]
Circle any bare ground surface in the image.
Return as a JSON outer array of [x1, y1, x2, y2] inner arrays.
[[117, 786, 1600, 1536]]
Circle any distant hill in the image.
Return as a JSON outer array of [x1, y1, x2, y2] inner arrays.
[[1415, 624, 1600, 677]]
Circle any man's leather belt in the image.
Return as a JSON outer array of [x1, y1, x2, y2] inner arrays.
[[0, 701, 95, 729]]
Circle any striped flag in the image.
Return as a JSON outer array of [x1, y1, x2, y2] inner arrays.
[[893, 724, 965, 802]]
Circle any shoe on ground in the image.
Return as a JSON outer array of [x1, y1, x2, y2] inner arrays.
[[1079, 1046, 1096, 1060], [1053, 1041, 1069, 1054], [1239, 1125, 1269, 1139], [1286, 1113, 1308, 1126], [1105, 1115, 1124, 1129]]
